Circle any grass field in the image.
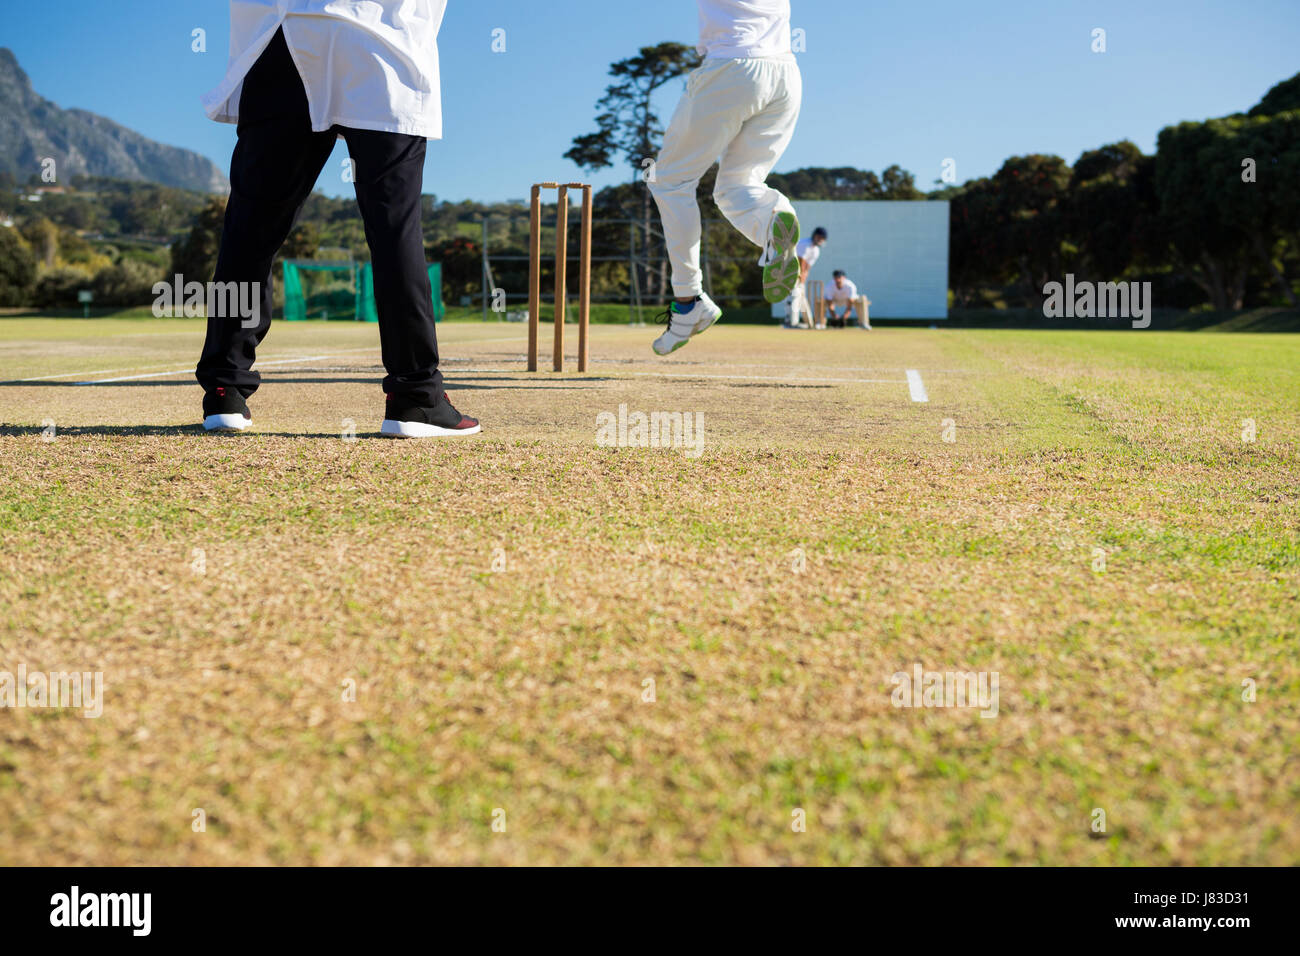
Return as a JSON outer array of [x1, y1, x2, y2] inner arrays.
[[1, 315, 1297, 865]]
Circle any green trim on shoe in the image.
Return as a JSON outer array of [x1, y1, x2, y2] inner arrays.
[[762, 211, 802, 303], [652, 336, 691, 355]]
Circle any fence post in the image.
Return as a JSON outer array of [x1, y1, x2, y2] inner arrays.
[[628, 220, 637, 325], [481, 218, 489, 322]]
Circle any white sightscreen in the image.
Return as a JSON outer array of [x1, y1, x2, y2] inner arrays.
[[772, 200, 950, 320]]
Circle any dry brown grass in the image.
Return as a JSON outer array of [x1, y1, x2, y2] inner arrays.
[[0, 318, 1296, 864]]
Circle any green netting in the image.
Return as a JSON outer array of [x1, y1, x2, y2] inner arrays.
[[357, 262, 376, 323], [282, 260, 307, 321], [428, 263, 444, 322], [282, 260, 443, 323]]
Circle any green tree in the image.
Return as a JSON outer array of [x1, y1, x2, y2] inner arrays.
[[170, 196, 226, 282], [1232, 112, 1300, 306], [21, 216, 59, 268], [565, 42, 700, 174], [1246, 72, 1300, 304], [766, 165, 925, 201], [1063, 140, 1152, 283], [1153, 113, 1300, 310], [92, 259, 160, 306], [947, 177, 1010, 307], [0, 226, 37, 306], [566, 42, 701, 302], [769, 167, 883, 199], [426, 236, 481, 303], [993, 155, 1072, 306], [33, 266, 94, 309], [1249, 72, 1300, 117], [282, 221, 321, 260], [880, 164, 925, 200]]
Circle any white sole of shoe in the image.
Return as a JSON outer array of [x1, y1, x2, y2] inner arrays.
[[652, 336, 690, 356], [653, 300, 721, 355], [692, 308, 723, 335], [381, 419, 482, 438], [203, 414, 251, 432]]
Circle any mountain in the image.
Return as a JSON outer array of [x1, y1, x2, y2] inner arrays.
[[0, 47, 228, 193]]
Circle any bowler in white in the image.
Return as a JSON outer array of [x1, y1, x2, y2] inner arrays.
[[648, 0, 805, 356]]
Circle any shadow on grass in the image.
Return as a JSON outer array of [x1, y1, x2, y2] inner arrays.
[[1, 424, 204, 437], [0, 375, 611, 390], [0, 424, 494, 440], [935, 307, 1300, 332], [1, 424, 317, 438]]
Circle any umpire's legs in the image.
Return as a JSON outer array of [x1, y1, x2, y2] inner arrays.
[[196, 27, 336, 398], [341, 129, 442, 407]]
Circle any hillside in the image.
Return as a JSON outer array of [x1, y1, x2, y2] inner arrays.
[[0, 47, 227, 194]]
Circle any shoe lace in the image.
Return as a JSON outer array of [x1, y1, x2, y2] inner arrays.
[[656, 305, 674, 326]]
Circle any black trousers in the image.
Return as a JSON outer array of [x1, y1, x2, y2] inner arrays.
[[196, 28, 442, 406]]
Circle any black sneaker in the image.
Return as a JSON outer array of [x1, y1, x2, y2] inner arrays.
[[202, 386, 252, 432], [381, 393, 481, 438]]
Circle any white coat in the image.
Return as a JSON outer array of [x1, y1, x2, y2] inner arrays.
[[201, 0, 449, 139]]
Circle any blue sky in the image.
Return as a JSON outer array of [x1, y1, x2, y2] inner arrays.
[[7, 0, 1300, 202]]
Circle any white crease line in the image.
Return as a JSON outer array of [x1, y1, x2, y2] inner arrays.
[[905, 369, 929, 403], [6, 342, 547, 384], [27, 345, 504, 386], [12, 336, 527, 384], [445, 333, 529, 342], [18, 366, 175, 382], [11, 347, 381, 384], [637, 362, 972, 374], [436, 368, 903, 385], [629, 371, 901, 384], [75, 354, 336, 385]]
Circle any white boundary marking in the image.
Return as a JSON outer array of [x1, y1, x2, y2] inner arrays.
[[905, 369, 929, 403]]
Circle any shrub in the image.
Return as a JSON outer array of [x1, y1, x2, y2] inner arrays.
[[0, 227, 38, 306]]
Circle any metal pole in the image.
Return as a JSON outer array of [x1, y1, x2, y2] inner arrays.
[[629, 220, 643, 326], [480, 218, 489, 322]]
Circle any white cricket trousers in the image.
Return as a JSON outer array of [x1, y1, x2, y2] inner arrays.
[[788, 279, 813, 326], [648, 55, 802, 298]]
